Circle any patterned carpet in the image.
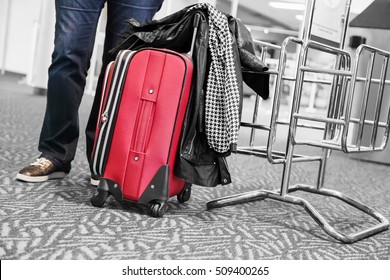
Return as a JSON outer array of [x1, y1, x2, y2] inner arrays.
[[1, 72, 390, 260]]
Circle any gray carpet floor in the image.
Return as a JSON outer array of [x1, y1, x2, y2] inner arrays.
[[1, 72, 390, 260]]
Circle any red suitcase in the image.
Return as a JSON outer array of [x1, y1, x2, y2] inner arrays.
[[90, 19, 198, 217]]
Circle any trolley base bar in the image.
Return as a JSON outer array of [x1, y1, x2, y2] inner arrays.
[[206, 184, 389, 244]]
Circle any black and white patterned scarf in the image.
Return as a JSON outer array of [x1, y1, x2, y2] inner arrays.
[[188, 3, 240, 153]]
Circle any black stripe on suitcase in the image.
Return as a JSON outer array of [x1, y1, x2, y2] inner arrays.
[[92, 50, 135, 175]]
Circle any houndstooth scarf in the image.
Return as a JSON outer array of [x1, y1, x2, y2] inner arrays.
[[188, 3, 240, 153]]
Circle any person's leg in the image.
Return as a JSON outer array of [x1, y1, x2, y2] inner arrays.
[[17, 0, 105, 182], [39, 0, 106, 169], [85, 0, 164, 168]]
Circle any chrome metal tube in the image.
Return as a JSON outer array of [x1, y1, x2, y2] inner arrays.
[[253, 40, 282, 50], [277, 120, 325, 130], [356, 76, 390, 85], [240, 122, 270, 131], [293, 113, 345, 125], [267, 37, 303, 164], [356, 52, 376, 149], [370, 56, 389, 148], [300, 66, 351, 76], [248, 42, 282, 148], [280, 41, 310, 196], [349, 118, 388, 127]]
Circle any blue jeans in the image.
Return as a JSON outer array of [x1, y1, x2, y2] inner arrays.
[[38, 0, 164, 170]]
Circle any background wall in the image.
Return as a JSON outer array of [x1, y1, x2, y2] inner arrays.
[[0, 0, 42, 74], [0, 0, 297, 80]]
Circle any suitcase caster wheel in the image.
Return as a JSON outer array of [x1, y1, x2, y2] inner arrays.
[[91, 190, 110, 207], [149, 201, 167, 218], [177, 183, 191, 203]]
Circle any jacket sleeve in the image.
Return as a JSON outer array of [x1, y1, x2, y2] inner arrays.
[[228, 16, 270, 100]]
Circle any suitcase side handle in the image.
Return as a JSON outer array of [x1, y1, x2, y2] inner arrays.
[[188, 13, 201, 58]]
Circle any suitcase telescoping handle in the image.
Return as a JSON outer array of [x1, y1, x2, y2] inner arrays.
[[188, 13, 201, 58]]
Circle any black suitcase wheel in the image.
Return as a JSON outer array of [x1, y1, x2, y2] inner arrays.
[[177, 183, 191, 203], [91, 190, 110, 207], [149, 200, 167, 218]]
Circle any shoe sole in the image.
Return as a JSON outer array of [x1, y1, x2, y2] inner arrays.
[[90, 177, 100, 186], [16, 171, 69, 183]]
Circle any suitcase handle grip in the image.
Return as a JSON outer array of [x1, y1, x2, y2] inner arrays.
[[188, 13, 201, 58]]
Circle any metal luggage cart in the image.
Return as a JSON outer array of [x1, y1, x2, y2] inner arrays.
[[207, 0, 390, 243]]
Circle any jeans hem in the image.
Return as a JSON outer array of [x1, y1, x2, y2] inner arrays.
[[40, 153, 72, 172]]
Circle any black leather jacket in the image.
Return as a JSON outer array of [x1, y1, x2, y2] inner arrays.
[[111, 5, 270, 187]]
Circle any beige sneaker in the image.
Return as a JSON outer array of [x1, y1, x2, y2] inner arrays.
[[16, 158, 69, 183]]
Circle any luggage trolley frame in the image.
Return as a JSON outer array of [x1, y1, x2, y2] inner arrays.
[[207, 0, 390, 243]]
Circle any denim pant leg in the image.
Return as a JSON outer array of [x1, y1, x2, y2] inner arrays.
[[39, 0, 105, 169], [85, 0, 165, 167]]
